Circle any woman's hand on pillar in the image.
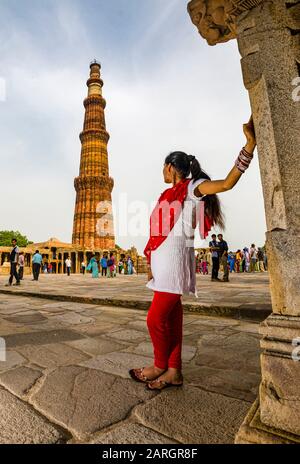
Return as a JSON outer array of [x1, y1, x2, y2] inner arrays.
[[243, 115, 256, 154]]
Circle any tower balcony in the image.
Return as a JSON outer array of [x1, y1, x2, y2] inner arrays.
[[74, 175, 114, 192], [83, 94, 106, 109], [79, 128, 110, 143]]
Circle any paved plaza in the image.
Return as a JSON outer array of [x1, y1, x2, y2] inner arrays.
[[0, 273, 269, 444]]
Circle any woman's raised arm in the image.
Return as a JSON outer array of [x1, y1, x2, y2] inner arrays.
[[197, 116, 256, 197]]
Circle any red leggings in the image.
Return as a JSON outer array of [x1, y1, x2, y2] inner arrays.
[[147, 291, 183, 370]]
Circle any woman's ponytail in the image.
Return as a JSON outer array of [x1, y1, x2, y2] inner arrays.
[[189, 156, 225, 230], [165, 151, 225, 230]]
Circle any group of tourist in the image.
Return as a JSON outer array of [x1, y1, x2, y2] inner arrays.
[[195, 233, 230, 281], [84, 252, 115, 278], [195, 236, 267, 283], [64, 253, 136, 278], [3, 239, 136, 284], [227, 245, 267, 273], [4, 241, 44, 286], [83, 253, 135, 278]]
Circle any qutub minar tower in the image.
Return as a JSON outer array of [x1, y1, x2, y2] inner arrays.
[[72, 61, 115, 250], [0, 61, 202, 275]]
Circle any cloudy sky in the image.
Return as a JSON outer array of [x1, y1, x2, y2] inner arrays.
[[0, 0, 267, 253]]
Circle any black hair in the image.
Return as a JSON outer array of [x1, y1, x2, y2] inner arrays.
[[165, 151, 225, 229]]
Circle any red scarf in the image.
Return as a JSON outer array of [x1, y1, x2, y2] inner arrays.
[[144, 179, 213, 264]]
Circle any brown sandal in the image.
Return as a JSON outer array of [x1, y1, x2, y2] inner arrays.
[[129, 368, 149, 384], [146, 379, 183, 391]]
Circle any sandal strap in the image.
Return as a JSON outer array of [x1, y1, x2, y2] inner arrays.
[[137, 368, 148, 381], [149, 379, 167, 387]]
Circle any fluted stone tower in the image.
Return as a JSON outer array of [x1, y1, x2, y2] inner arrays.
[[72, 61, 115, 250]]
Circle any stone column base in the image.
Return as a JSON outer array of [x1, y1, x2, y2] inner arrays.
[[235, 398, 300, 444]]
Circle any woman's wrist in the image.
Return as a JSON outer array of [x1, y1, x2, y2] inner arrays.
[[244, 141, 256, 155], [235, 146, 254, 173]]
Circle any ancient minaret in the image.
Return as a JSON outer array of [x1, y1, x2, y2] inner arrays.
[[72, 61, 115, 250]]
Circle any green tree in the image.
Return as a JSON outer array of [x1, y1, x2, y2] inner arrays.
[[0, 231, 32, 247]]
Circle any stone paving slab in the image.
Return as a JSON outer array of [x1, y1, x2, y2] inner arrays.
[[89, 421, 178, 444], [64, 337, 127, 356], [0, 273, 272, 321], [0, 351, 27, 373], [0, 387, 68, 444], [3, 313, 48, 324], [124, 342, 197, 363], [0, 366, 42, 397], [195, 332, 261, 374], [47, 312, 95, 326], [71, 322, 122, 337], [31, 365, 156, 440], [133, 386, 251, 444], [104, 328, 149, 343], [185, 366, 260, 402], [16, 343, 90, 369], [0, 306, 35, 315], [3, 329, 85, 348], [79, 352, 154, 378]]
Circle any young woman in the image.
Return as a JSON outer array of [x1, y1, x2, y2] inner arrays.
[[235, 249, 242, 273], [242, 247, 250, 272], [195, 254, 201, 274], [107, 252, 116, 278], [221, 251, 229, 282], [127, 256, 133, 275], [118, 259, 124, 274], [87, 255, 99, 278], [129, 117, 256, 390], [228, 252, 236, 273], [202, 258, 208, 275]]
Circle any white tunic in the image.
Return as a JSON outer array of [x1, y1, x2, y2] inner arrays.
[[146, 178, 206, 296]]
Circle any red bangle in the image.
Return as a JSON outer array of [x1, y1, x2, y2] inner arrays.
[[242, 146, 254, 158]]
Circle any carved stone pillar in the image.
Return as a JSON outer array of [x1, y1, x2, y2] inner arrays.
[[236, 1, 300, 443], [75, 252, 79, 274], [61, 252, 64, 274], [188, 0, 300, 444]]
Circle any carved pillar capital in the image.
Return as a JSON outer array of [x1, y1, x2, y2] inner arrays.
[[187, 0, 263, 45]]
